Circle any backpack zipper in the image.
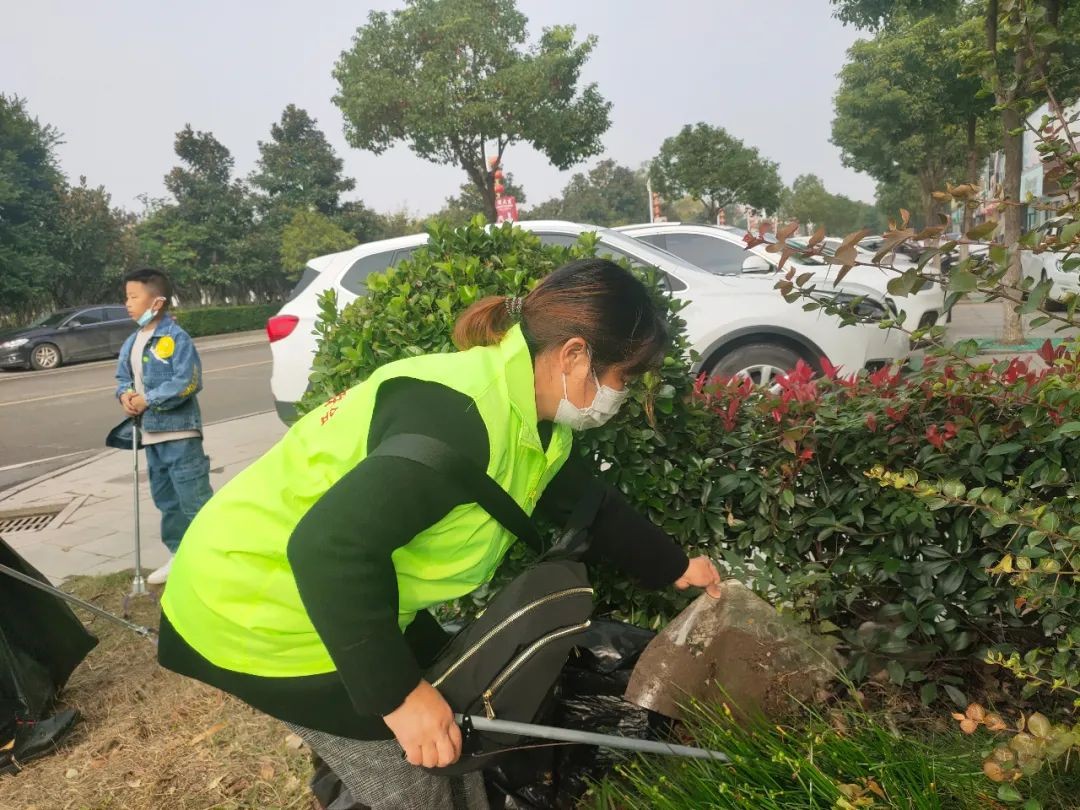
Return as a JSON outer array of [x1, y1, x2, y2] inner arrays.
[[481, 620, 592, 719], [430, 586, 593, 689]]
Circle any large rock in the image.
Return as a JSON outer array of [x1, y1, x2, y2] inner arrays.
[[624, 582, 839, 722]]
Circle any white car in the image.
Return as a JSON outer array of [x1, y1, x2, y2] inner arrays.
[[616, 223, 945, 332], [1021, 222, 1079, 304], [267, 221, 909, 422]]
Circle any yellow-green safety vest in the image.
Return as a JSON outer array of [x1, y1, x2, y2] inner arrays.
[[160, 325, 572, 678]]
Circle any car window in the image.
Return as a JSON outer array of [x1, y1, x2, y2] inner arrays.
[[67, 308, 106, 326], [391, 247, 417, 266], [106, 306, 129, 322], [286, 267, 321, 303], [339, 249, 401, 294], [664, 233, 746, 275], [29, 311, 74, 328], [535, 233, 580, 249], [635, 233, 667, 251]]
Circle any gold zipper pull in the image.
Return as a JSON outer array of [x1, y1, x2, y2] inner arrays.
[[482, 691, 496, 720]]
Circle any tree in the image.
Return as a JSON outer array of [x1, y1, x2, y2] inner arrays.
[[831, 0, 1080, 343], [0, 95, 64, 320], [138, 125, 257, 302], [875, 173, 924, 225], [650, 123, 783, 223], [52, 178, 136, 306], [780, 174, 883, 234], [250, 105, 355, 216], [280, 211, 357, 278], [831, 13, 991, 229], [332, 0, 610, 222], [434, 173, 526, 226], [528, 160, 649, 226]]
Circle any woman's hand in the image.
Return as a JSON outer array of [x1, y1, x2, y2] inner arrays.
[[382, 680, 462, 768], [675, 555, 723, 598]]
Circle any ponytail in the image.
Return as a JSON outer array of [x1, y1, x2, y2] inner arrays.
[[452, 259, 669, 376], [453, 296, 517, 350]]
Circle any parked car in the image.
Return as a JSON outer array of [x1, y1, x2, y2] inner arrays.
[[616, 223, 945, 332], [0, 305, 134, 371], [267, 221, 910, 423], [1021, 221, 1079, 304]]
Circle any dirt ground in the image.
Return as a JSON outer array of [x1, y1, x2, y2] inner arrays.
[[0, 571, 315, 810]]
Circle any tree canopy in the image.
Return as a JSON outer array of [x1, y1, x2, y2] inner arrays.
[[831, 12, 991, 226], [332, 0, 610, 222], [650, 123, 783, 222], [250, 104, 354, 216], [529, 160, 649, 226]]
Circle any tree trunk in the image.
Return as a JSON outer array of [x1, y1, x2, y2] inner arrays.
[[997, 18, 1028, 346], [960, 115, 979, 263]]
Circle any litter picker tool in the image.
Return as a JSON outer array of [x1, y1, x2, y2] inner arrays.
[[455, 714, 728, 761], [104, 416, 153, 612], [0, 561, 156, 641]]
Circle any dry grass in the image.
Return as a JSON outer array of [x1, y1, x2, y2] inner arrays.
[[0, 571, 315, 810]]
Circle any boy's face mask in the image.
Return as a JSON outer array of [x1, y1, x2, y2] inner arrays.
[[553, 349, 630, 431], [136, 297, 166, 328]]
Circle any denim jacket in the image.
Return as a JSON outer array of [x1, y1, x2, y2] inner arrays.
[[115, 315, 203, 433]]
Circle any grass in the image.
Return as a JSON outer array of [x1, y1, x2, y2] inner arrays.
[[0, 571, 313, 810], [587, 700, 1080, 810]]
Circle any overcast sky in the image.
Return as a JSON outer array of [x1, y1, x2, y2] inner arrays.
[[2, 0, 875, 217]]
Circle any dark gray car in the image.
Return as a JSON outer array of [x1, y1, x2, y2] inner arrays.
[[0, 306, 135, 371]]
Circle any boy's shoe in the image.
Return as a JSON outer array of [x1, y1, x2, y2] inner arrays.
[[147, 556, 173, 585]]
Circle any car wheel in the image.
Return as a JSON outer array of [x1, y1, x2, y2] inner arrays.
[[29, 343, 62, 370], [706, 343, 805, 387]]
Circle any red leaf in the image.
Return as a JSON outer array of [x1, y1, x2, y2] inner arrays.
[[1038, 339, 1056, 365]]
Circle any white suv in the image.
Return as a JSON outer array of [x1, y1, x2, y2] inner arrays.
[[617, 223, 946, 333], [267, 221, 909, 422]]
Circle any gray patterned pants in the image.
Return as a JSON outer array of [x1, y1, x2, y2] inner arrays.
[[286, 722, 489, 810]]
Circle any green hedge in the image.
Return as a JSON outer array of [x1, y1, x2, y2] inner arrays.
[[173, 303, 281, 338], [300, 217, 1080, 712]]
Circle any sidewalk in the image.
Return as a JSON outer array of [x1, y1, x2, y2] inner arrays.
[[0, 411, 286, 583]]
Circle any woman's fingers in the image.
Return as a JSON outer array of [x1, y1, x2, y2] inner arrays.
[[447, 719, 463, 761]]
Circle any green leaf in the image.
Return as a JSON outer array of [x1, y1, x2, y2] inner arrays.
[[1060, 220, 1080, 244], [950, 270, 978, 293], [920, 682, 938, 705], [943, 684, 967, 707], [886, 660, 906, 685], [986, 442, 1023, 456], [966, 220, 999, 240], [997, 783, 1023, 803]]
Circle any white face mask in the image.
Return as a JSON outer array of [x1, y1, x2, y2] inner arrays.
[[554, 369, 630, 431], [136, 297, 165, 328]]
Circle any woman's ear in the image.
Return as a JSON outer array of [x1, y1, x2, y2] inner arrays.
[[557, 337, 589, 375]]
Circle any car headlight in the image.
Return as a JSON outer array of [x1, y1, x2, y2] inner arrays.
[[0, 338, 29, 349]]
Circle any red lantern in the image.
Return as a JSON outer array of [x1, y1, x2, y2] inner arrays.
[[494, 169, 504, 180], [494, 183, 505, 194]]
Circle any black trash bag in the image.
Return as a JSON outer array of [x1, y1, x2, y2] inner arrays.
[[0, 535, 97, 775], [306, 619, 664, 810], [485, 619, 669, 810]]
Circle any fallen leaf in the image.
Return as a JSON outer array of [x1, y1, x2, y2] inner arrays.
[[259, 762, 275, 781], [190, 721, 227, 746], [960, 718, 978, 734], [208, 774, 226, 791], [65, 768, 79, 779], [284, 733, 305, 750]]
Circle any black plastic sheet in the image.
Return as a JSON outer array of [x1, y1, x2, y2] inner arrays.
[[309, 618, 666, 810], [0, 535, 97, 774]]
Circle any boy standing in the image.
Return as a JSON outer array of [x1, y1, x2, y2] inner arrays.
[[115, 268, 212, 584]]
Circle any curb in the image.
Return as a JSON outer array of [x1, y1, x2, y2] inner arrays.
[[0, 409, 276, 504], [0, 449, 115, 504]]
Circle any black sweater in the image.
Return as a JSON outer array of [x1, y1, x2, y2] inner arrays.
[[158, 378, 688, 739]]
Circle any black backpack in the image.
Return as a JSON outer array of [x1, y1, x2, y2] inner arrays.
[[370, 433, 601, 775]]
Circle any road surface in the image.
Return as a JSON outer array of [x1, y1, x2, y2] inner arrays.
[[0, 339, 273, 491]]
